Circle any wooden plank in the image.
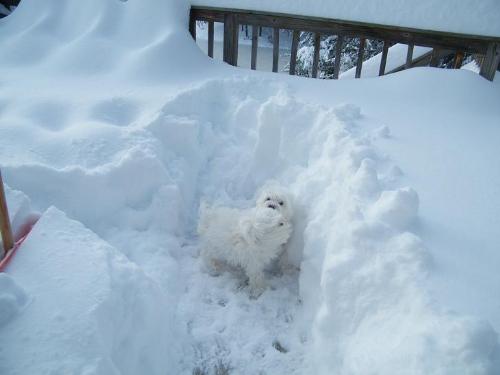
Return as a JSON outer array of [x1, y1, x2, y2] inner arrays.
[[191, 7, 497, 55], [379, 40, 389, 76], [251, 25, 258, 70], [312, 33, 321, 78], [208, 21, 214, 58], [189, 10, 197, 40], [223, 13, 239, 66], [0, 170, 14, 258], [480, 42, 500, 81], [429, 47, 441, 67], [405, 43, 414, 69], [333, 34, 344, 79], [289, 30, 300, 75], [453, 51, 464, 68], [273, 27, 280, 72], [355, 37, 365, 78]]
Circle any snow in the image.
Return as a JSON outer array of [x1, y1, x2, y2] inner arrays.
[[191, 0, 500, 37], [0, 0, 499, 374], [341, 44, 432, 79], [0, 207, 184, 375]]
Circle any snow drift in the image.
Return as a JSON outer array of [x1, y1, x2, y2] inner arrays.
[[0, 0, 499, 374]]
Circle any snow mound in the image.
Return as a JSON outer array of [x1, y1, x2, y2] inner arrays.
[[368, 187, 419, 229], [0, 274, 28, 327], [0, 207, 185, 375]]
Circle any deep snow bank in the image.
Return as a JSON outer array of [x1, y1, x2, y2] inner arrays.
[[0, 207, 184, 375], [148, 79, 500, 373]]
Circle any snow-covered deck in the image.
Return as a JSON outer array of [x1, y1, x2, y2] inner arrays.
[[0, 1, 499, 374]]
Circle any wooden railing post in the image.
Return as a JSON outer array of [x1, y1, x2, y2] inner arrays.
[[208, 21, 214, 58], [333, 35, 344, 79], [223, 13, 239, 66], [429, 48, 441, 67], [251, 25, 258, 70], [272, 27, 280, 72], [480, 42, 500, 81], [189, 10, 196, 40], [379, 40, 390, 76], [312, 33, 321, 78], [0, 170, 14, 259], [355, 37, 365, 78], [289, 30, 300, 75], [453, 51, 464, 68], [405, 43, 414, 69]]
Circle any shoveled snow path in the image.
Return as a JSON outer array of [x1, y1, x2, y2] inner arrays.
[[176, 241, 304, 374]]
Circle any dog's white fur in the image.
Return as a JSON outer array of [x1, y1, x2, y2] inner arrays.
[[198, 185, 293, 297]]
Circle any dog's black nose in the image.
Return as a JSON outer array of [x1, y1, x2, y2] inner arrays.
[[268, 204, 277, 210]]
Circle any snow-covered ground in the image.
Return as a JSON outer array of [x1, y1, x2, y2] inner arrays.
[[0, 1, 499, 375], [341, 44, 432, 79]]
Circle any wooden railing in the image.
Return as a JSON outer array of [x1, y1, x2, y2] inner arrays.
[[189, 6, 500, 81], [0, 0, 18, 18], [0, 170, 14, 259]]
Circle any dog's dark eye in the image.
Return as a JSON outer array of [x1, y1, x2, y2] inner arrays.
[[265, 197, 271, 201], [279, 201, 284, 206], [279, 222, 284, 226]]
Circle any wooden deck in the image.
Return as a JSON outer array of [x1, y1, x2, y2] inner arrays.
[[190, 6, 500, 81]]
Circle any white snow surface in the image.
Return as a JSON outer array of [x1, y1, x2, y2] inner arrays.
[[0, 1, 500, 375], [191, 0, 500, 37], [341, 44, 432, 79]]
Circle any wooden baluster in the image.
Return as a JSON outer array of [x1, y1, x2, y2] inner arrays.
[[223, 14, 239, 66], [251, 25, 258, 70], [379, 40, 389, 76], [289, 30, 300, 75], [405, 43, 414, 69], [208, 21, 214, 58], [355, 37, 365, 78], [333, 35, 344, 79], [479, 42, 500, 81], [429, 48, 441, 67], [312, 33, 321, 78], [0, 170, 14, 259], [479, 43, 500, 81], [189, 12, 196, 40], [453, 51, 464, 69], [273, 27, 280, 72]]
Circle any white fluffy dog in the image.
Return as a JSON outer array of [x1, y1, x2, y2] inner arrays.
[[198, 185, 293, 297]]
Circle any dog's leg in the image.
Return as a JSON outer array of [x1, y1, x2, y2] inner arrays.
[[246, 264, 266, 298], [200, 247, 223, 276], [207, 258, 223, 276]]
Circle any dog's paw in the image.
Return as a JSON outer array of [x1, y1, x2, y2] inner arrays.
[[248, 280, 267, 299], [202, 258, 223, 277], [249, 286, 265, 299]]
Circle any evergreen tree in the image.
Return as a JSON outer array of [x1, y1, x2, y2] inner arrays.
[[294, 33, 384, 78]]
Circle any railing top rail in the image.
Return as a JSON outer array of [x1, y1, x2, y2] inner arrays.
[[191, 6, 500, 55]]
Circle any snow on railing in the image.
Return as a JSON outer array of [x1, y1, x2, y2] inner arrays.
[[189, 6, 500, 81]]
